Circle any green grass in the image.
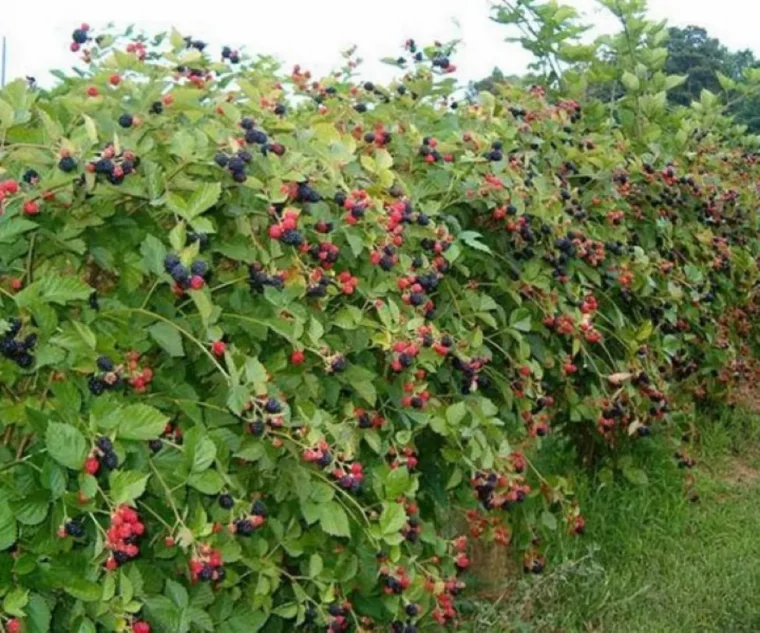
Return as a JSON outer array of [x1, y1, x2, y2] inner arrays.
[[466, 412, 760, 633]]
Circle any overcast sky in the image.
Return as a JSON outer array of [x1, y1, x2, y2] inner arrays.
[[2, 0, 759, 87]]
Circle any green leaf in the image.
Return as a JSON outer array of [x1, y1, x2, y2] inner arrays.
[[190, 289, 214, 328], [378, 502, 406, 535], [64, 578, 102, 602], [384, 468, 410, 499], [25, 594, 51, 633], [186, 182, 222, 218], [459, 231, 492, 254], [15, 275, 91, 308], [509, 308, 532, 332], [622, 71, 640, 92], [541, 510, 558, 531], [0, 217, 38, 243], [187, 470, 224, 494], [11, 492, 49, 525], [2, 588, 28, 617], [0, 99, 14, 129], [446, 402, 467, 426], [622, 466, 649, 486], [318, 502, 351, 537], [149, 322, 185, 357], [46, 422, 88, 470], [308, 553, 323, 578], [190, 437, 217, 473], [353, 380, 377, 406], [109, 471, 150, 504], [140, 234, 167, 276], [117, 404, 170, 440]]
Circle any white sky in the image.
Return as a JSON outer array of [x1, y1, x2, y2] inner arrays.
[[2, 0, 759, 87]]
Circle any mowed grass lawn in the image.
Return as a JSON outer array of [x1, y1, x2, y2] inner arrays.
[[465, 414, 760, 633]]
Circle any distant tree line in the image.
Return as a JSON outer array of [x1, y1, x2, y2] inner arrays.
[[473, 25, 760, 133]]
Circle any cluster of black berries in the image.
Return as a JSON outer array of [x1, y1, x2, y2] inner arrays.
[[163, 254, 209, 290], [214, 149, 252, 183], [87, 144, 139, 186], [306, 276, 331, 298], [221, 46, 240, 64], [327, 354, 346, 374], [431, 55, 452, 70], [239, 117, 286, 156], [295, 182, 321, 203], [452, 356, 491, 394], [96, 436, 119, 470], [486, 140, 503, 162], [69, 24, 92, 52], [1, 319, 36, 368], [59, 154, 78, 173], [309, 242, 340, 267], [64, 518, 86, 537], [187, 231, 209, 250], [391, 605, 420, 633], [419, 137, 442, 162], [232, 500, 267, 536], [248, 263, 284, 294], [22, 169, 40, 185], [88, 356, 122, 396], [184, 36, 206, 51], [149, 421, 182, 453]]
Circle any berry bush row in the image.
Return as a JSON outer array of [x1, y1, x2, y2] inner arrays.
[[0, 7, 759, 633]]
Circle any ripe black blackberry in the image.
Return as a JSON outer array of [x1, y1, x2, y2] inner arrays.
[[88, 376, 106, 396], [218, 493, 234, 509], [235, 518, 254, 536], [72, 29, 88, 44], [249, 420, 265, 436], [102, 451, 119, 470], [150, 101, 163, 114], [22, 169, 38, 184], [96, 436, 113, 452], [264, 398, 282, 414], [65, 519, 85, 537], [251, 500, 267, 517], [97, 356, 114, 372], [58, 156, 77, 172], [118, 114, 134, 128]]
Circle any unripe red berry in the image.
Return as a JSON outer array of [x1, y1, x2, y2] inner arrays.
[[211, 340, 226, 357]]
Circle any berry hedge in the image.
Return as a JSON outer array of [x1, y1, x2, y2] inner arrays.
[[1, 6, 760, 633]]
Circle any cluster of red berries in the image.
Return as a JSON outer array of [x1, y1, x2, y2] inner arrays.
[[83, 436, 119, 474], [331, 461, 364, 493], [105, 505, 145, 570], [230, 500, 267, 537], [471, 471, 530, 512], [268, 208, 303, 246], [389, 340, 420, 373], [336, 189, 371, 225], [400, 382, 431, 410], [543, 313, 575, 335], [302, 440, 334, 468], [86, 143, 139, 186], [164, 253, 209, 293], [5, 619, 21, 633], [308, 241, 340, 268], [88, 355, 124, 396], [69, 23, 91, 51], [387, 446, 418, 470], [190, 544, 225, 582], [0, 178, 19, 215], [401, 500, 421, 543], [379, 565, 411, 595], [125, 351, 154, 393], [355, 408, 385, 429]]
